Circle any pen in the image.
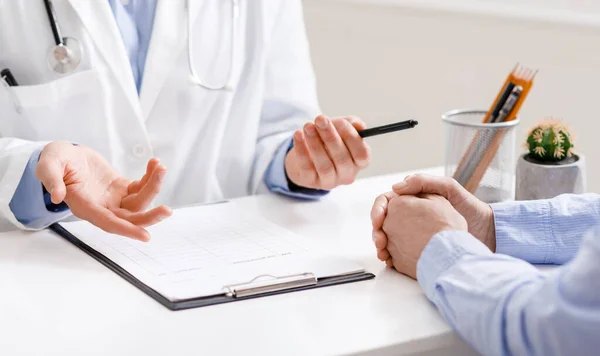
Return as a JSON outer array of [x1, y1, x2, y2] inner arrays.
[[1, 69, 19, 87], [358, 120, 418, 138], [494, 85, 522, 123], [489, 82, 515, 123]]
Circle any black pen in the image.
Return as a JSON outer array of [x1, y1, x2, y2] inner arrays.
[[495, 86, 522, 123], [358, 120, 418, 138], [1, 69, 19, 87], [489, 82, 515, 123]]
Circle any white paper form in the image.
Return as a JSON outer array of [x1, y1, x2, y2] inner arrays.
[[61, 202, 364, 301]]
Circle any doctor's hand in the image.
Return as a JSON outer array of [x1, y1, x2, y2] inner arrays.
[[285, 115, 371, 191], [36, 142, 172, 242]]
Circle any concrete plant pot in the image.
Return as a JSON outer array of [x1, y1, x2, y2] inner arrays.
[[515, 153, 586, 201]]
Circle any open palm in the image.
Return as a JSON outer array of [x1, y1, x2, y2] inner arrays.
[[36, 142, 172, 241]]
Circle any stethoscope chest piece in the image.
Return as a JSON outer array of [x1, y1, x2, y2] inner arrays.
[[43, 0, 82, 74], [48, 37, 82, 74]]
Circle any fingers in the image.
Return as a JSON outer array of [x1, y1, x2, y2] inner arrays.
[[73, 203, 150, 242], [371, 192, 397, 230], [314, 115, 356, 185], [128, 158, 160, 194], [392, 174, 462, 201], [303, 121, 337, 189], [113, 205, 173, 228], [121, 164, 167, 212], [290, 114, 370, 190], [377, 248, 390, 262], [372, 192, 396, 266], [333, 118, 371, 169], [289, 130, 318, 182], [386, 194, 421, 216], [373, 228, 388, 251], [343, 116, 368, 131], [422, 193, 446, 202], [36, 154, 67, 204]]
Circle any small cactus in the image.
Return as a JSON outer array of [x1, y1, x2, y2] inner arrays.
[[526, 119, 574, 162]]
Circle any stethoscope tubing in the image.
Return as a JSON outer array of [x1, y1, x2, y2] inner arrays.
[[187, 0, 239, 91], [40, 0, 236, 90], [43, 0, 63, 46]]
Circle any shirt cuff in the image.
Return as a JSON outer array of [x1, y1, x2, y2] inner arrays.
[[8, 148, 71, 229], [417, 231, 494, 302], [491, 200, 553, 263], [264, 137, 329, 200]]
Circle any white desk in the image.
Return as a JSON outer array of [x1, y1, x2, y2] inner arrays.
[[0, 167, 478, 356]]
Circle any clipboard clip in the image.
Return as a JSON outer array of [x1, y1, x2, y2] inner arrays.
[[224, 273, 317, 298]]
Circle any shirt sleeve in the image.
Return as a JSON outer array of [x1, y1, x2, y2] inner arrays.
[[417, 230, 600, 356], [264, 137, 329, 200], [8, 148, 71, 229], [250, 0, 321, 195], [491, 193, 600, 264]]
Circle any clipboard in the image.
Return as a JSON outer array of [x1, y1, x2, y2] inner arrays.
[[50, 223, 375, 311]]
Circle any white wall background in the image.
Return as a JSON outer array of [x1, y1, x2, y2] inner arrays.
[[303, 0, 600, 192]]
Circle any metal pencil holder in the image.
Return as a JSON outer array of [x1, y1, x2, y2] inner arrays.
[[443, 109, 519, 203]]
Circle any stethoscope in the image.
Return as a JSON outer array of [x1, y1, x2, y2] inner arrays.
[[42, 0, 239, 91], [186, 0, 240, 91], [43, 0, 83, 74]]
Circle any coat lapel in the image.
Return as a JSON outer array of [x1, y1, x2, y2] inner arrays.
[[139, 0, 205, 119], [66, 0, 143, 122]]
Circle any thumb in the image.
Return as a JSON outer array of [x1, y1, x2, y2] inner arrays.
[[36, 155, 67, 204], [371, 191, 396, 229]]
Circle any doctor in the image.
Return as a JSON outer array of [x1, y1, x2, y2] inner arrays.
[[0, 0, 371, 241]]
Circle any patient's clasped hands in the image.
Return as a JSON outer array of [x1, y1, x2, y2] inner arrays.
[[371, 175, 497, 279]]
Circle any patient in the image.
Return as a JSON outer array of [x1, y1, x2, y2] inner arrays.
[[371, 175, 600, 356]]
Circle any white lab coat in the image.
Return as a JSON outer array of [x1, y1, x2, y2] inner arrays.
[[0, 0, 320, 231]]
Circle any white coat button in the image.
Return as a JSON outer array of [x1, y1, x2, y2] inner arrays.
[[132, 144, 146, 158]]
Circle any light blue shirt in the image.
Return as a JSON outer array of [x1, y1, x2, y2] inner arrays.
[[108, 0, 157, 92], [9, 0, 324, 229], [418, 193, 600, 356]]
